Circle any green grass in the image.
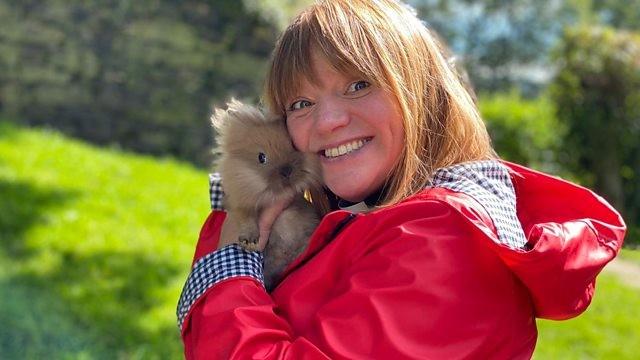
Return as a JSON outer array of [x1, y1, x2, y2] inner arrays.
[[0, 122, 209, 359], [535, 272, 640, 359], [1, 121, 639, 358], [620, 248, 640, 265]]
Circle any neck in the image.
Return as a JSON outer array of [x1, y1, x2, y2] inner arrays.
[[327, 185, 389, 211]]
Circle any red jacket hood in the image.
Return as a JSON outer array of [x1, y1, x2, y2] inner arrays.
[[494, 161, 625, 319]]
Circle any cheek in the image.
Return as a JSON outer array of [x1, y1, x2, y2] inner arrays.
[[286, 118, 308, 152], [382, 102, 406, 167], [392, 119, 405, 155]]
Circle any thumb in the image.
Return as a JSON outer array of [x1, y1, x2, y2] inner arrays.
[[258, 195, 294, 249]]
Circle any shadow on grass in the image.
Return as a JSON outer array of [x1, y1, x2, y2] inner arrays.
[[0, 179, 78, 257], [2, 251, 184, 359], [0, 178, 183, 359]]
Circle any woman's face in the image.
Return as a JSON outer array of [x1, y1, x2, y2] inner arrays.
[[285, 52, 405, 202]]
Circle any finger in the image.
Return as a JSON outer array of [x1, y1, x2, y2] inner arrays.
[[218, 214, 239, 249], [258, 229, 271, 249], [258, 196, 294, 247]]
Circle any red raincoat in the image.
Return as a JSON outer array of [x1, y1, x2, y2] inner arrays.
[[179, 162, 625, 359]]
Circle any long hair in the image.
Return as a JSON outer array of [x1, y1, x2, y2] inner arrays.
[[265, 0, 495, 208]]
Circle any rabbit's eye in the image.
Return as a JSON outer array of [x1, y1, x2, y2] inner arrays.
[[258, 152, 267, 164]]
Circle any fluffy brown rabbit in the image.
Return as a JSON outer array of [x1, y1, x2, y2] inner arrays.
[[212, 99, 322, 291]]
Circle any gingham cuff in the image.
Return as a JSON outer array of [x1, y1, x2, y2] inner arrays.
[[209, 173, 224, 211], [176, 244, 264, 331]]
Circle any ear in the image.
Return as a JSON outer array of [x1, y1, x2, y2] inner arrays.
[[210, 107, 227, 130], [226, 98, 245, 116], [211, 98, 243, 130]]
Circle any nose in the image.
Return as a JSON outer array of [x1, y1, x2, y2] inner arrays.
[[279, 165, 293, 179], [314, 99, 350, 134]]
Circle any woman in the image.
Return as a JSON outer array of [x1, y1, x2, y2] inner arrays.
[[177, 0, 626, 358]]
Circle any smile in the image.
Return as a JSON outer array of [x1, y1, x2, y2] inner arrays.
[[322, 138, 372, 158]]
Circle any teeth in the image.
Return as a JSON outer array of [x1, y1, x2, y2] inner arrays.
[[324, 139, 368, 158]]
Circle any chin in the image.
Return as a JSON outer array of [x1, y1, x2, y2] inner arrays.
[[327, 184, 369, 203], [327, 166, 384, 199]]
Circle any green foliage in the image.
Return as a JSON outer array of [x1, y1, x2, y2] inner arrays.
[[592, 0, 640, 30], [246, 0, 313, 29], [0, 0, 279, 167], [408, 0, 640, 94], [410, 0, 574, 94], [550, 26, 640, 244], [479, 91, 565, 173], [0, 121, 207, 358], [535, 273, 640, 359]]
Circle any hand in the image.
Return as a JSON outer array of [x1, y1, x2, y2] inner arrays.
[[217, 196, 294, 251], [257, 195, 293, 249], [218, 211, 239, 249]]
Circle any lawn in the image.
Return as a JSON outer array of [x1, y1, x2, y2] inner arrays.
[[0, 122, 638, 359], [0, 122, 208, 358], [620, 248, 640, 265], [535, 272, 640, 359]]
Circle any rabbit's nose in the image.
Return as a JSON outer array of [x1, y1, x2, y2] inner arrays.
[[279, 165, 293, 179]]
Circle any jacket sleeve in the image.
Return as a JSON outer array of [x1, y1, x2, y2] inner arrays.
[[496, 162, 627, 320], [491, 217, 624, 320], [178, 200, 537, 359], [429, 182, 625, 321], [178, 211, 333, 360]]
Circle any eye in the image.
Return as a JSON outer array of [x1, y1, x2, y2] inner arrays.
[[258, 152, 267, 164], [346, 80, 370, 93], [289, 99, 313, 111]]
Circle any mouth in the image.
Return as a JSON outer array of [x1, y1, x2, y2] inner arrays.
[[319, 137, 372, 159]]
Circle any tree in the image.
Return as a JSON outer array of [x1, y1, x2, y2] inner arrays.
[[408, 0, 574, 94], [550, 26, 640, 231], [592, 0, 640, 30], [479, 91, 564, 173], [0, 0, 280, 166]]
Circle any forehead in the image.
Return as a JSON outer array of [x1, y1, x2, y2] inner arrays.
[[298, 52, 349, 88], [288, 49, 364, 99], [268, 27, 377, 113]]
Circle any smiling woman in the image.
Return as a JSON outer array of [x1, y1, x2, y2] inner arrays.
[[284, 51, 405, 202], [176, 0, 626, 359]]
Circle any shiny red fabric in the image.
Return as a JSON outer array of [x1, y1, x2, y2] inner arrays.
[[181, 162, 625, 359]]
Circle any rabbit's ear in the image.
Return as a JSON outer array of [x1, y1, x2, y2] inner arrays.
[[211, 98, 242, 130], [210, 107, 227, 130], [226, 98, 245, 116]]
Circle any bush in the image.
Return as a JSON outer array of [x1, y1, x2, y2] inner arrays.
[[550, 26, 640, 245], [479, 91, 565, 174], [0, 0, 279, 167]]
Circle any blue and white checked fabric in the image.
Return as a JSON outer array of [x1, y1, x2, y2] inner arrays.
[[430, 160, 527, 249], [209, 173, 224, 211], [176, 244, 264, 330]]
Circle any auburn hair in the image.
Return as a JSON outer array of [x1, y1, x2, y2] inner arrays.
[[264, 0, 495, 208]]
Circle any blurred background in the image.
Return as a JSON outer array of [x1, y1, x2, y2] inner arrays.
[[0, 0, 638, 358]]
